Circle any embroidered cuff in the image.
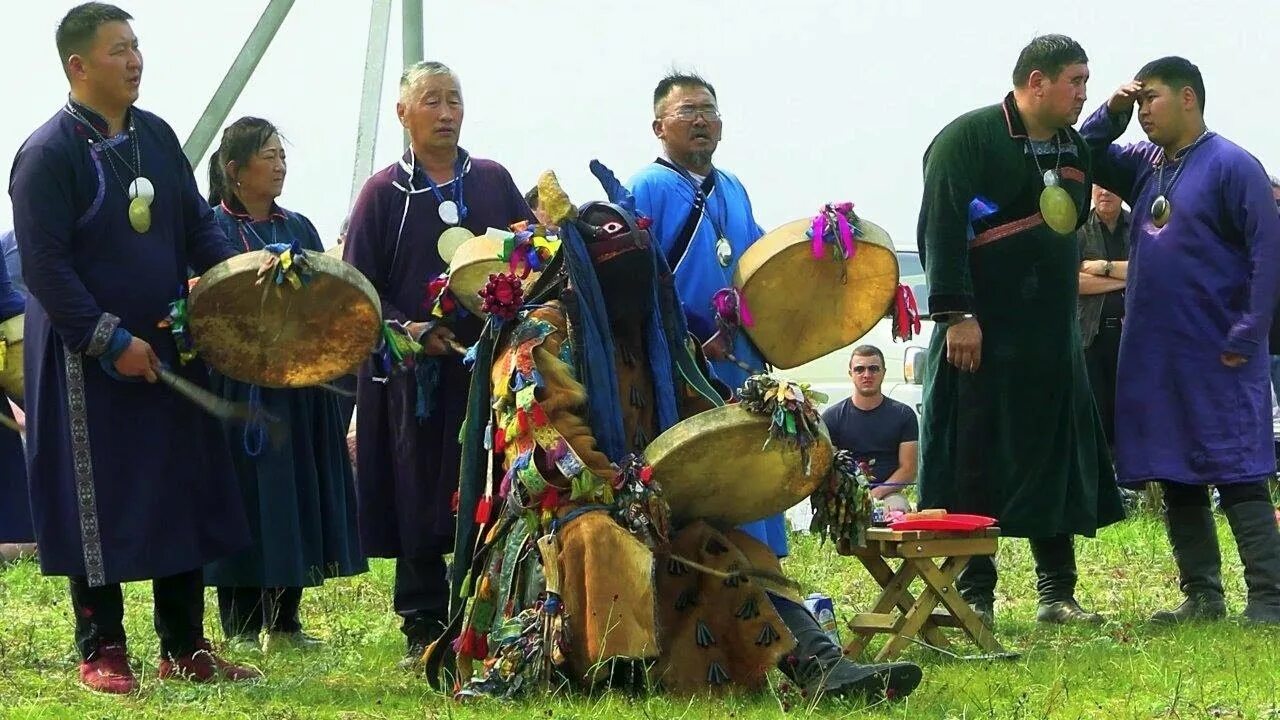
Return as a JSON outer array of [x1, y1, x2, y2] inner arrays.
[[98, 328, 138, 381], [85, 313, 121, 357]]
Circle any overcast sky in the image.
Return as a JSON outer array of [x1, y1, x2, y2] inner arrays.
[[4, 0, 1277, 249]]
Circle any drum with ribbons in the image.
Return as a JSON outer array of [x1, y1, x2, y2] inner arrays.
[[433, 224, 560, 318], [0, 314, 22, 403], [187, 245, 382, 387], [732, 203, 900, 369], [644, 374, 835, 527]]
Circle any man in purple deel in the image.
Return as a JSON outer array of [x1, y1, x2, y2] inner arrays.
[[1082, 56, 1280, 624]]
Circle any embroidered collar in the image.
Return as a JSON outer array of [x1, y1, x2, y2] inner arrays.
[[394, 147, 472, 192], [64, 96, 134, 138], [220, 196, 286, 222]]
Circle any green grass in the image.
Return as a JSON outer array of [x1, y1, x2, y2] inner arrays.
[[2, 513, 1278, 719]]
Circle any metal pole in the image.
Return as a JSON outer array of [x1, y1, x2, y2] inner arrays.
[[401, 0, 424, 149], [349, 0, 394, 204], [181, 0, 296, 167]]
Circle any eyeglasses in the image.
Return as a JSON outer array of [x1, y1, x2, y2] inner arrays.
[[851, 365, 882, 375], [665, 106, 722, 122]]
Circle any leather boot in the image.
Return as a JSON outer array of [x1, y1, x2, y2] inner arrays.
[[399, 613, 446, 670], [1151, 504, 1226, 623], [956, 553, 997, 630], [1222, 500, 1280, 624], [1031, 535, 1103, 624], [771, 595, 921, 701]]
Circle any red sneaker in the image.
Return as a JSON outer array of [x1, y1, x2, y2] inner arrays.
[[79, 643, 138, 694], [158, 639, 263, 683]]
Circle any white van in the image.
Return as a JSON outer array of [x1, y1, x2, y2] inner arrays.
[[785, 248, 932, 414]]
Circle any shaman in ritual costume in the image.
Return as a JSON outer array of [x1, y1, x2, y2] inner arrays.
[[438, 166, 920, 701]]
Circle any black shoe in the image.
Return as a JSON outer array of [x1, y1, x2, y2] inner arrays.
[[968, 601, 995, 631], [1151, 595, 1227, 624], [1223, 501, 1280, 624], [772, 594, 921, 701], [1035, 599, 1104, 625], [399, 640, 429, 671], [1152, 504, 1226, 624], [791, 657, 922, 701]]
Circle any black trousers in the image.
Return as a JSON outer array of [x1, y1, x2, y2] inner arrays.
[[1085, 319, 1122, 448], [394, 554, 448, 643], [1162, 480, 1271, 509], [957, 534, 1078, 605], [69, 569, 204, 660], [217, 586, 304, 638]]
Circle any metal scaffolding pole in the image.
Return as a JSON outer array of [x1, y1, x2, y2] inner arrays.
[[181, 0, 296, 167], [401, 0, 424, 149], [349, 0, 394, 204]]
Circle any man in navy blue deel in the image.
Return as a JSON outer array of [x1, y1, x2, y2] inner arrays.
[[9, 2, 258, 693]]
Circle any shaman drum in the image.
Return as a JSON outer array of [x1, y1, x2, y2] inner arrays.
[[448, 233, 546, 316], [645, 403, 834, 527], [0, 314, 22, 403], [188, 250, 382, 388], [733, 214, 898, 369]]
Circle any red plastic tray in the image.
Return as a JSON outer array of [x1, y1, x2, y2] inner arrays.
[[888, 514, 997, 532]]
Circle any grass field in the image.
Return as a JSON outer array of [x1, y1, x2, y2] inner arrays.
[[2, 512, 1279, 719]]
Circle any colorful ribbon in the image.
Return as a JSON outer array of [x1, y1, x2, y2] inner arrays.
[[256, 241, 314, 290], [893, 283, 922, 341], [156, 292, 197, 365], [500, 225, 562, 279], [807, 201, 861, 261]]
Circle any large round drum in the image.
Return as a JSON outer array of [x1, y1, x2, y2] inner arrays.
[[188, 250, 382, 388], [0, 314, 22, 403], [448, 234, 546, 316], [734, 215, 899, 369], [645, 403, 834, 527]]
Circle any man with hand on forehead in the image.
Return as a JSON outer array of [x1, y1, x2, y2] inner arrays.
[[1082, 57, 1280, 624]]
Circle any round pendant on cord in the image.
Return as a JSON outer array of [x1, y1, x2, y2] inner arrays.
[[715, 237, 733, 267], [1039, 185, 1077, 235], [1151, 195, 1171, 228], [437, 226, 475, 264], [129, 177, 155, 205], [1043, 169, 1060, 187], [128, 196, 152, 233], [438, 200, 460, 225], [128, 176, 155, 233]]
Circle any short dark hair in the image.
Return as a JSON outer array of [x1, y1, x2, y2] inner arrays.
[[524, 186, 539, 211], [1135, 56, 1205, 113], [207, 117, 281, 207], [1012, 34, 1088, 87], [56, 3, 132, 74], [849, 344, 885, 367], [653, 71, 717, 114]]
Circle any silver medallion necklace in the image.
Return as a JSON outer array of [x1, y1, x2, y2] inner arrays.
[[1151, 129, 1212, 229], [64, 102, 154, 233]]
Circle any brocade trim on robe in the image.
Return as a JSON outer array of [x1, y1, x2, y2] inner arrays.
[[64, 352, 106, 586], [85, 312, 120, 357]]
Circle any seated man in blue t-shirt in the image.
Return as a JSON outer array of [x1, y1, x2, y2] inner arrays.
[[821, 345, 919, 512]]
